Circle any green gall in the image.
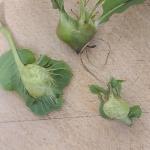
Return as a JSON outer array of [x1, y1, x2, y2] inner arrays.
[[89, 78, 142, 126], [103, 94, 131, 125], [103, 94, 130, 119], [52, 0, 144, 53], [57, 13, 96, 53], [21, 64, 54, 98]]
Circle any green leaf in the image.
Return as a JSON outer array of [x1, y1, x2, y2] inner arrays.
[[98, 0, 144, 24], [128, 105, 142, 119], [14, 79, 63, 115], [0, 50, 72, 116], [109, 77, 124, 97], [89, 84, 107, 95], [51, 0, 64, 11], [18, 49, 36, 65], [18, 86, 64, 115], [0, 49, 36, 91], [37, 55, 73, 90]]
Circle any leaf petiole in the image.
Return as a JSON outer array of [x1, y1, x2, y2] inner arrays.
[[0, 26, 24, 72], [89, 0, 104, 20]]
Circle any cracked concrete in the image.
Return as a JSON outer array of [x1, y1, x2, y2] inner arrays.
[[0, 0, 150, 150]]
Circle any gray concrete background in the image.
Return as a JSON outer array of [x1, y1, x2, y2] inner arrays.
[[0, 0, 150, 149]]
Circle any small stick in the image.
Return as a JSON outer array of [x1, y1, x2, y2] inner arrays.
[[80, 50, 104, 84]]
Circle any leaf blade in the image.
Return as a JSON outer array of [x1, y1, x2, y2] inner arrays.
[[51, 0, 64, 11], [89, 84, 107, 95], [98, 0, 144, 24], [0, 49, 36, 90], [128, 105, 142, 119]]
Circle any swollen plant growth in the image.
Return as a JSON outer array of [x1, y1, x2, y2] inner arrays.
[[0, 25, 72, 115], [90, 78, 142, 125], [51, 0, 144, 53]]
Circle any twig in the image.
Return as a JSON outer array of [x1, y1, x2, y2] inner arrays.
[[98, 38, 111, 66], [80, 50, 104, 83]]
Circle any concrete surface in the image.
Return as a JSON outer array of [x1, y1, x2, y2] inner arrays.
[[0, 0, 150, 150]]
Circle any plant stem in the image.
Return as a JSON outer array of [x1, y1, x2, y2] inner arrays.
[[0, 26, 24, 71], [79, 0, 86, 22], [89, 0, 103, 19]]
